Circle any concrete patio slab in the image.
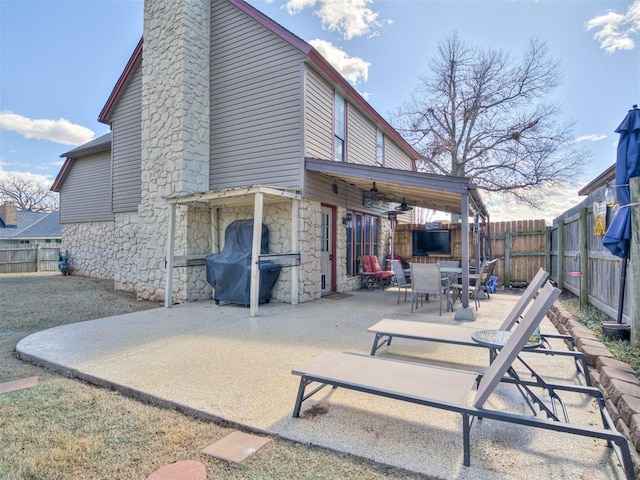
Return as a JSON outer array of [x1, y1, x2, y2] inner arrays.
[[16, 288, 627, 480]]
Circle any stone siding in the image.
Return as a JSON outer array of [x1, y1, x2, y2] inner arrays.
[[139, 0, 211, 302], [213, 199, 322, 305], [61, 222, 114, 279], [113, 211, 141, 294]]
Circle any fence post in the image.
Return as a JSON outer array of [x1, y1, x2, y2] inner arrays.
[[579, 208, 588, 308], [35, 244, 41, 272], [504, 231, 511, 286], [557, 220, 564, 290], [630, 177, 640, 347], [545, 226, 552, 274]]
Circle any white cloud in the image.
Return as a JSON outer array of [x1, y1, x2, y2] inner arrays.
[[573, 134, 607, 143], [309, 39, 370, 84], [586, 0, 640, 53], [484, 184, 587, 223], [0, 112, 94, 146], [283, 0, 389, 39], [0, 169, 54, 189]]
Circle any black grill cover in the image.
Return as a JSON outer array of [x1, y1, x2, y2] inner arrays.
[[205, 219, 281, 305]]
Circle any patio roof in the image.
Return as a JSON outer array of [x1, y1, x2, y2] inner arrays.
[[305, 158, 490, 219]]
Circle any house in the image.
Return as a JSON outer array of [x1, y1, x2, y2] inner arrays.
[[52, 0, 488, 318], [0, 203, 62, 246]]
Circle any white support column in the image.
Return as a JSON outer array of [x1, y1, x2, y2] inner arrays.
[[164, 203, 176, 308], [291, 198, 299, 305], [250, 192, 264, 317]]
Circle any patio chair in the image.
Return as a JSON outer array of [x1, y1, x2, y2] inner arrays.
[[438, 260, 460, 269], [390, 260, 411, 304], [369, 255, 395, 288], [291, 283, 634, 479], [368, 268, 590, 384], [410, 263, 443, 315], [360, 255, 394, 290], [452, 258, 498, 310]]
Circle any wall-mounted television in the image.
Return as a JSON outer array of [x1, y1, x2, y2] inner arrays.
[[412, 229, 451, 256]]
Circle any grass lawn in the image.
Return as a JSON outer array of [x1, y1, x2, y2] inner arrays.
[[0, 274, 430, 480]]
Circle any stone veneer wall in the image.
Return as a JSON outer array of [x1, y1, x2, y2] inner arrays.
[[138, 0, 211, 302], [548, 303, 640, 475], [214, 199, 322, 304], [61, 222, 114, 279], [185, 203, 212, 302], [113, 212, 141, 295]]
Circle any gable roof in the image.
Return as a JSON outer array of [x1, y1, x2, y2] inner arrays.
[[96, 0, 419, 161], [51, 132, 112, 192], [578, 163, 615, 196], [0, 211, 61, 240]]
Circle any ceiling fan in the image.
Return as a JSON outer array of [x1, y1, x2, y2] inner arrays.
[[362, 182, 385, 200], [395, 198, 413, 212], [362, 182, 386, 207]]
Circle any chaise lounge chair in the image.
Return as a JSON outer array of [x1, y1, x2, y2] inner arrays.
[[368, 268, 590, 384], [291, 283, 634, 479]]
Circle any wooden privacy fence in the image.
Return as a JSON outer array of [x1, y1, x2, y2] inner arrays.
[[548, 200, 631, 323], [394, 220, 546, 286], [0, 245, 60, 274]]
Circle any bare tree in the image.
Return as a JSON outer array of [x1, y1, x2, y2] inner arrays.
[[0, 175, 59, 212], [394, 34, 589, 205]]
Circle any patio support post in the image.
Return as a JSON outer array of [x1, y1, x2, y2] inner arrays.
[[250, 192, 264, 317], [164, 202, 176, 308], [630, 177, 640, 347], [455, 193, 476, 320], [210, 206, 219, 254], [291, 198, 299, 305]]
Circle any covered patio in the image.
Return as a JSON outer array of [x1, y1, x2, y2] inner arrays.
[[163, 158, 491, 320]]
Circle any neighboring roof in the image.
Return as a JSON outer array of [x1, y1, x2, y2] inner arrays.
[[0, 211, 61, 239], [578, 164, 615, 196], [51, 132, 112, 192], [305, 157, 490, 219], [95, 0, 419, 162]]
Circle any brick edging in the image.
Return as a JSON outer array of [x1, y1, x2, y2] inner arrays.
[[548, 303, 640, 474]]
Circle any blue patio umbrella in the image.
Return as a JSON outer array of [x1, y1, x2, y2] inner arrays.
[[602, 105, 640, 322]]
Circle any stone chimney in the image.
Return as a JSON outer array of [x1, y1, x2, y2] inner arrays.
[[0, 203, 17, 227]]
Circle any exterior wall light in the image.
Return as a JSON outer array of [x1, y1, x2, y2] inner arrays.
[[343, 212, 353, 229]]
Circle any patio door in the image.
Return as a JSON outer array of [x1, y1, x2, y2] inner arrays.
[[320, 206, 334, 294]]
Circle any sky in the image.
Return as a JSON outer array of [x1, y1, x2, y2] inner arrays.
[[1, 0, 639, 223]]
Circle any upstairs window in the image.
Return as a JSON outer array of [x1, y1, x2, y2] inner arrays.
[[376, 129, 384, 166], [334, 92, 346, 162]]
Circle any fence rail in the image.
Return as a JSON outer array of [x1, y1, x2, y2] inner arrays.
[[0, 245, 60, 274], [394, 220, 546, 287]]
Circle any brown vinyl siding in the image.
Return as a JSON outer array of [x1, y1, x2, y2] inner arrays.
[[58, 152, 113, 223], [346, 105, 376, 166], [304, 67, 333, 160], [210, 0, 306, 190], [304, 172, 389, 217], [111, 61, 142, 212]]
